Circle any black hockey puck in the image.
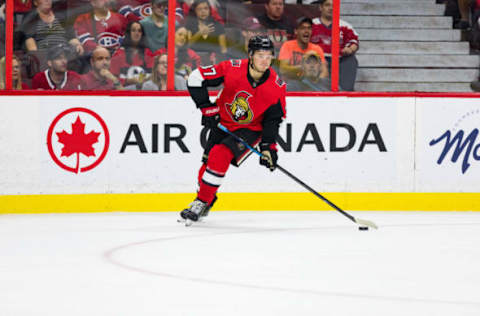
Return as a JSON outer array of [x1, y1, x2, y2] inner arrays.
[[358, 226, 369, 231]]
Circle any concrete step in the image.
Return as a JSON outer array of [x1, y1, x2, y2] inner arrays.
[[356, 68, 478, 82], [341, 3, 444, 16], [357, 54, 480, 68], [343, 16, 452, 29], [359, 41, 470, 55], [355, 82, 473, 92], [357, 28, 461, 41]]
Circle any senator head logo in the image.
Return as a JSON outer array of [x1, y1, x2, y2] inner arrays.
[[47, 108, 109, 174], [226, 91, 253, 124]]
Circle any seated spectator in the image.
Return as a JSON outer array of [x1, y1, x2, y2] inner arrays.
[[1, 1, 5, 57], [117, 0, 185, 24], [81, 46, 122, 90], [74, 0, 128, 54], [174, 26, 201, 79], [287, 51, 330, 91], [31, 44, 83, 90], [311, 0, 358, 91], [182, 0, 224, 24], [14, 0, 32, 24], [0, 55, 29, 89], [117, 0, 152, 23], [19, 0, 83, 61], [445, 0, 473, 29], [142, 53, 187, 90], [185, 0, 227, 65], [278, 17, 328, 81], [257, 0, 294, 54], [140, 0, 171, 52], [228, 16, 265, 60], [111, 21, 154, 89]]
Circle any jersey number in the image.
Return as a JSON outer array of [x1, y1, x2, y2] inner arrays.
[[201, 66, 217, 76]]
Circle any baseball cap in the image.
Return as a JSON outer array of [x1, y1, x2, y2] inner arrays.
[[303, 50, 321, 63], [296, 16, 313, 28], [47, 43, 70, 60], [244, 16, 263, 31]]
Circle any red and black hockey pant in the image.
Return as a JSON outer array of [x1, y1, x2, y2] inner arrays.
[[197, 128, 261, 204]]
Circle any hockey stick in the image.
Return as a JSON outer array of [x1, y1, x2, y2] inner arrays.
[[217, 123, 378, 230]]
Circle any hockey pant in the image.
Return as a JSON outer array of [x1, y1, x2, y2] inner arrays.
[[197, 128, 261, 204]]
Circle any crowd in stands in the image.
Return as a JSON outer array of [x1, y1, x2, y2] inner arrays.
[[1, 0, 362, 91]]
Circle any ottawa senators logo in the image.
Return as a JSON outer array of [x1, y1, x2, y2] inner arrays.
[[226, 91, 254, 124]]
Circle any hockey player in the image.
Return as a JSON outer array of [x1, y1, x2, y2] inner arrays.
[[180, 35, 287, 224]]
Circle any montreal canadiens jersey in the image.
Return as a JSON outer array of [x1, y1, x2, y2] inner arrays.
[[116, 0, 151, 22], [31, 70, 83, 90], [191, 59, 287, 134], [74, 10, 128, 53]]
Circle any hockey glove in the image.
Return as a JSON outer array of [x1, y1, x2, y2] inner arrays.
[[200, 102, 220, 128], [259, 143, 278, 171]]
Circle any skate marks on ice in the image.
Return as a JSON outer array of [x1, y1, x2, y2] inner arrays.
[[103, 212, 480, 309]]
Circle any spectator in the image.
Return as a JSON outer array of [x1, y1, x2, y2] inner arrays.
[[19, 0, 83, 60], [117, 0, 152, 23], [0, 55, 29, 89], [143, 25, 201, 81], [182, 0, 224, 24], [257, 0, 294, 53], [174, 26, 201, 79], [140, 0, 171, 52], [185, 0, 227, 65], [0, 56, 5, 89], [81, 46, 122, 90], [14, 0, 32, 24], [1, 1, 5, 57], [287, 51, 330, 91], [445, 0, 473, 29], [31, 44, 83, 90], [278, 16, 328, 81], [111, 21, 154, 89], [311, 0, 359, 91], [74, 0, 128, 54], [142, 53, 187, 90], [228, 16, 265, 60]]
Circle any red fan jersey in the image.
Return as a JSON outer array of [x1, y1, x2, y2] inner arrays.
[[311, 18, 359, 56], [190, 59, 286, 134], [14, 0, 32, 13], [74, 10, 128, 53], [31, 70, 83, 90], [110, 47, 155, 80], [116, 0, 151, 23]]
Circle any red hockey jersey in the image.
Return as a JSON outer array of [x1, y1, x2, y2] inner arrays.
[[31, 70, 83, 90], [110, 47, 155, 80], [310, 18, 359, 56], [74, 10, 128, 53], [193, 59, 286, 133], [116, 0, 151, 23]]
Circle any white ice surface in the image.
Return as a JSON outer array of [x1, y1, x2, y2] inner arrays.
[[1, 211, 480, 316]]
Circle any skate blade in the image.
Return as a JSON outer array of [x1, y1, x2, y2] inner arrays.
[[177, 217, 204, 226]]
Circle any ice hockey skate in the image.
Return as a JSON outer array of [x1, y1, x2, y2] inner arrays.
[[178, 199, 209, 226], [178, 196, 217, 225]]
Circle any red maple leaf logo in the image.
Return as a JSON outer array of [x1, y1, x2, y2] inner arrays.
[[56, 116, 101, 173]]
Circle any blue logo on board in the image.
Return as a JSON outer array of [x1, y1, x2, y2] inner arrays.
[[429, 109, 480, 174]]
